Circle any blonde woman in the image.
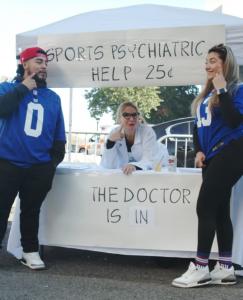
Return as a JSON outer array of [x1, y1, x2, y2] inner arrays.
[[172, 44, 243, 288], [101, 101, 168, 175]]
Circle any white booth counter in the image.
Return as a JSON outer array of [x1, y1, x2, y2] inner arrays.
[[7, 163, 243, 268]]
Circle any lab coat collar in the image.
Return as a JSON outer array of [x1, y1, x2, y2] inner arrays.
[[133, 124, 142, 145]]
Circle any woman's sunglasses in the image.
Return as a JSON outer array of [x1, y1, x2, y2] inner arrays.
[[122, 112, 140, 119]]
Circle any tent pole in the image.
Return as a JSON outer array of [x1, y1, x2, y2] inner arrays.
[[68, 88, 73, 162]]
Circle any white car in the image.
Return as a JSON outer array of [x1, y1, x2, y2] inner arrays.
[[79, 134, 106, 156]]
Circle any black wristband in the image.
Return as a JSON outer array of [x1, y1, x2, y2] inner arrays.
[[216, 88, 227, 95]]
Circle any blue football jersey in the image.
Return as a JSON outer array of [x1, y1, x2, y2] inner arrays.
[[0, 82, 66, 167], [195, 85, 243, 160]]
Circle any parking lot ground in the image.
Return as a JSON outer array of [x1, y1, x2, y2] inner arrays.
[[1, 224, 243, 300]]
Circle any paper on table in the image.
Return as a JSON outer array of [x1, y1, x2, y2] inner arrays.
[[56, 162, 98, 174], [177, 168, 202, 174]]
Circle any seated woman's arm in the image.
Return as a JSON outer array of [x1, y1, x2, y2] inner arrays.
[[100, 126, 125, 169], [129, 125, 169, 170]]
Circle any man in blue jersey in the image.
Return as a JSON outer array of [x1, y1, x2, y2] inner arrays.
[[0, 47, 66, 270]]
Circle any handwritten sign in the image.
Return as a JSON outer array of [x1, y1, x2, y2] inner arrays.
[[8, 167, 243, 261], [32, 169, 208, 252], [38, 25, 225, 87]]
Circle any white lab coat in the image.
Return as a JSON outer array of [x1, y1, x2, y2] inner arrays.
[[100, 124, 169, 170]]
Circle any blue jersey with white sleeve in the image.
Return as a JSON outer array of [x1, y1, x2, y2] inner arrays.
[[0, 81, 66, 167], [195, 85, 243, 160]]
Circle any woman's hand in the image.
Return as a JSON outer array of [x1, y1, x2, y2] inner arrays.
[[212, 72, 227, 90], [195, 151, 206, 168], [122, 164, 136, 175], [109, 126, 125, 142]]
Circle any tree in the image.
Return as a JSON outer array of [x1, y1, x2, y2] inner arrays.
[[85, 85, 199, 124], [149, 85, 199, 123], [85, 87, 161, 121]]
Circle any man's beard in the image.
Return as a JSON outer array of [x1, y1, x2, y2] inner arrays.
[[33, 73, 47, 88]]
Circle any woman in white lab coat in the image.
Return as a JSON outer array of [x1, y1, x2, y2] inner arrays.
[[100, 101, 169, 175]]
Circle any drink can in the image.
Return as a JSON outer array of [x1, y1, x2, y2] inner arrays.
[[168, 155, 177, 172]]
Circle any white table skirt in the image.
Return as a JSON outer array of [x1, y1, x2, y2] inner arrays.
[[7, 164, 243, 272]]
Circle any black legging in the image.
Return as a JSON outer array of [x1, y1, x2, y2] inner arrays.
[[197, 137, 243, 255]]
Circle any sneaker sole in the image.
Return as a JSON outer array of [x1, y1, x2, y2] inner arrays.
[[20, 259, 46, 270], [172, 279, 212, 288], [211, 279, 237, 285]]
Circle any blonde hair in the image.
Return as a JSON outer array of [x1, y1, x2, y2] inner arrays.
[[191, 44, 239, 115], [116, 101, 145, 124]]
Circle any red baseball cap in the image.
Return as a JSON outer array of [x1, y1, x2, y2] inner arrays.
[[19, 47, 47, 64]]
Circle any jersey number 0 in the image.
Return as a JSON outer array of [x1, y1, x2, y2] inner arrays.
[[24, 102, 44, 137]]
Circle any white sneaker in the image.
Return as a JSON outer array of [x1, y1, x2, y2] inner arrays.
[[210, 262, 236, 285], [20, 252, 46, 270], [235, 269, 243, 277], [172, 262, 211, 288]]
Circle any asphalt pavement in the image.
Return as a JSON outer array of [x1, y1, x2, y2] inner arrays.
[[1, 224, 243, 300]]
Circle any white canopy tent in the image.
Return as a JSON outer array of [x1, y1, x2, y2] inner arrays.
[[15, 4, 243, 154], [16, 4, 243, 65], [15, 4, 243, 88]]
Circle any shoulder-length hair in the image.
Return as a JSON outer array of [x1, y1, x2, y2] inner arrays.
[[191, 44, 239, 115]]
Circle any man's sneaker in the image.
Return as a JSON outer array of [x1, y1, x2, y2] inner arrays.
[[20, 252, 46, 270], [210, 262, 236, 285], [172, 262, 211, 288]]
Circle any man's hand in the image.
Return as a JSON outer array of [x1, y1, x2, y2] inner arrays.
[[195, 151, 206, 168], [109, 126, 125, 142], [122, 164, 136, 175], [22, 73, 37, 90]]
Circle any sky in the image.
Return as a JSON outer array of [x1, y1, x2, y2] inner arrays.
[[0, 0, 242, 131]]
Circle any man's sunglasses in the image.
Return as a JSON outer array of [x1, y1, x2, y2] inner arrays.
[[122, 112, 140, 119]]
